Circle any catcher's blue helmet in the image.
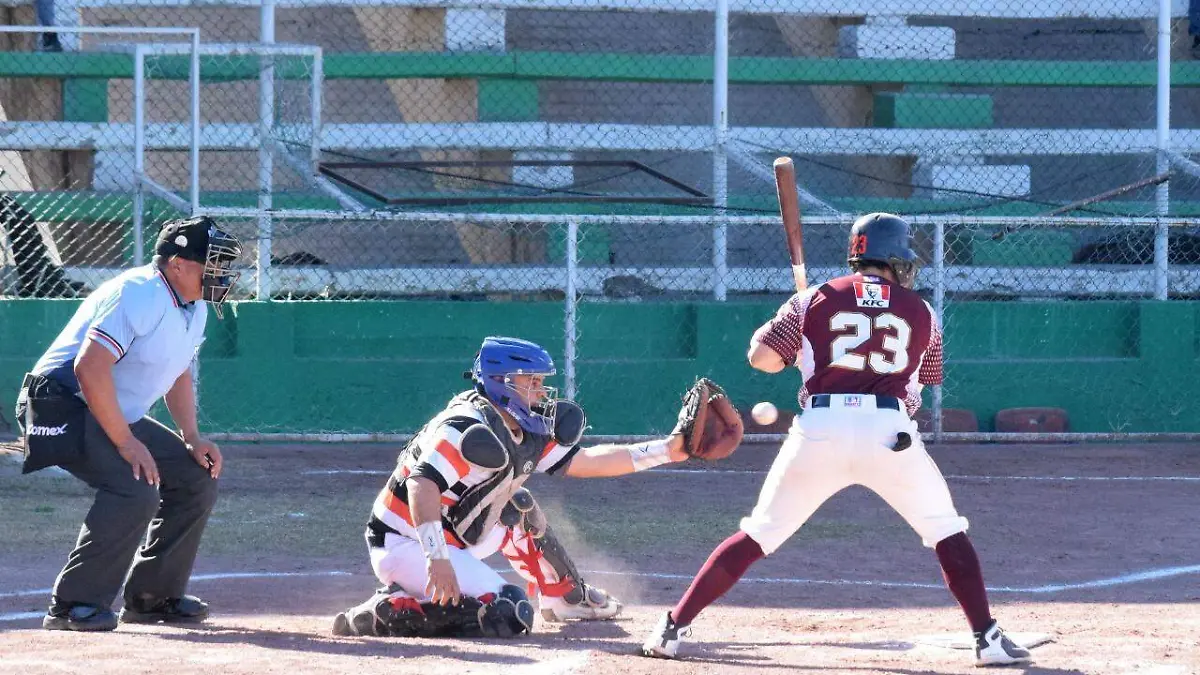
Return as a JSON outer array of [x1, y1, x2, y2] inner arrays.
[[471, 336, 557, 435]]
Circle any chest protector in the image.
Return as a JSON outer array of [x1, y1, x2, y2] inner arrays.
[[405, 391, 551, 547]]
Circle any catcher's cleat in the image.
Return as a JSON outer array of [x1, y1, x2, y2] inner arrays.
[[974, 621, 1033, 667], [641, 611, 691, 659], [331, 611, 353, 636], [540, 585, 622, 622]]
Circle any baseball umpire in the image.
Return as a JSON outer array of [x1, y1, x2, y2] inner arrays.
[[641, 213, 1033, 667], [13, 216, 241, 631], [332, 336, 742, 639]]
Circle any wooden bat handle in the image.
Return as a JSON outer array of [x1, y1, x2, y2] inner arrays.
[[773, 157, 806, 292]]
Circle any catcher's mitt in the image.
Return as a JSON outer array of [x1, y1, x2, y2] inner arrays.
[[672, 377, 744, 460]]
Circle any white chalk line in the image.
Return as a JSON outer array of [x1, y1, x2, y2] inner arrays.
[[0, 570, 350, 601], [3, 565, 1196, 623], [0, 611, 43, 622], [946, 475, 1200, 482], [302, 468, 1200, 482], [573, 564, 1200, 594]]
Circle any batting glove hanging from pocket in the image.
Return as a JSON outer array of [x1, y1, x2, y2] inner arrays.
[[672, 377, 744, 461]]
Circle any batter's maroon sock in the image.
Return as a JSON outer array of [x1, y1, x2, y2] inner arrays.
[[935, 532, 992, 633], [671, 531, 765, 627]]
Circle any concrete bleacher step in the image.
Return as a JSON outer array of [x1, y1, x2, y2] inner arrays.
[[873, 91, 993, 129], [967, 229, 1077, 266]]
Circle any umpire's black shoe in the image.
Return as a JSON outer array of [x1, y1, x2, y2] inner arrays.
[[120, 594, 209, 624], [44, 602, 119, 632]]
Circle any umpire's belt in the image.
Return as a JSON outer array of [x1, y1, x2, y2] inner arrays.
[[808, 394, 901, 411]]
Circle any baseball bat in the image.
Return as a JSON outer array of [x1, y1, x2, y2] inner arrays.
[[773, 156, 806, 291]]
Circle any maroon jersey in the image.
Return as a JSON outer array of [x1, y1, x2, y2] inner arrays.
[[757, 273, 943, 415]]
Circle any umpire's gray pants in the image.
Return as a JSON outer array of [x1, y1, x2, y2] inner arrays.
[[52, 412, 218, 608]]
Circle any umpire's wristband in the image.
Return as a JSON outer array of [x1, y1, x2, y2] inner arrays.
[[629, 439, 672, 472], [416, 521, 450, 561]]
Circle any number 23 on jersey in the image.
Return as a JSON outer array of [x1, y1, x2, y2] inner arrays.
[[829, 312, 912, 374]]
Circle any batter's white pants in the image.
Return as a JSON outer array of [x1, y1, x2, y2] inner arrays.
[[369, 524, 568, 602], [740, 394, 969, 555]]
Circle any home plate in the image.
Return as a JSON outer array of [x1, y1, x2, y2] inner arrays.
[[911, 632, 1053, 651]]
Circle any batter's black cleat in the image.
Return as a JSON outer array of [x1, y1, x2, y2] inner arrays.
[[43, 602, 118, 632], [120, 594, 209, 624]]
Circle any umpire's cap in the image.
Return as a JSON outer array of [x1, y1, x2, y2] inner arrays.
[[155, 216, 238, 264]]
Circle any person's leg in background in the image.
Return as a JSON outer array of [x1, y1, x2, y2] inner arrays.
[[34, 0, 61, 52], [1191, 0, 1200, 55]]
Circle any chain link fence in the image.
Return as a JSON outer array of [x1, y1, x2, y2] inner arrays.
[[2, 0, 1200, 438]]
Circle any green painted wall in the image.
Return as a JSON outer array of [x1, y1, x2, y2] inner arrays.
[[1, 300, 1196, 435], [6, 52, 1200, 87]]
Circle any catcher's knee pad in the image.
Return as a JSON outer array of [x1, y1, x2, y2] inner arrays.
[[499, 488, 547, 538], [510, 487, 536, 513], [477, 584, 534, 638]]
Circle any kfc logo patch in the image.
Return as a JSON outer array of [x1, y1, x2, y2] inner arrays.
[[854, 282, 890, 308]]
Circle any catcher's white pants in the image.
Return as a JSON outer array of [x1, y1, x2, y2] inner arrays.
[[739, 394, 969, 555], [369, 524, 567, 601]]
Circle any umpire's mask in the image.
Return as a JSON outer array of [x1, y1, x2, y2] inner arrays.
[[155, 216, 243, 317]]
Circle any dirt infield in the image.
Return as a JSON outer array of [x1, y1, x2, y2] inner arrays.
[[1, 441, 1198, 674]]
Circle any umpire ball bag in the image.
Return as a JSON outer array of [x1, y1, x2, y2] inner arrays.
[[15, 373, 87, 474]]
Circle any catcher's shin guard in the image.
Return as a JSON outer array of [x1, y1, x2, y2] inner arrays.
[[415, 596, 487, 637], [500, 490, 622, 622]]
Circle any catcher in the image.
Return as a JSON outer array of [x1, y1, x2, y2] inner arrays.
[[332, 336, 742, 639]]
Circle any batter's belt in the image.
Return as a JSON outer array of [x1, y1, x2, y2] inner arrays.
[[808, 394, 901, 411]]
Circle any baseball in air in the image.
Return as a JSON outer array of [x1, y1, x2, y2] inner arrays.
[[751, 401, 778, 425]]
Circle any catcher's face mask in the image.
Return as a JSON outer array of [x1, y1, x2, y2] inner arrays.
[[507, 373, 551, 404]]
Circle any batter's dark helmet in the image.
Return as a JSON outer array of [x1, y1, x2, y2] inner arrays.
[[847, 212, 920, 288]]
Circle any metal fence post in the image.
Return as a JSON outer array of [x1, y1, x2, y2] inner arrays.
[[1154, 0, 1172, 300], [565, 219, 579, 401], [711, 0, 729, 301], [133, 45, 146, 266], [932, 220, 945, 443], [257, 0, 277, 300], [190, 31, 201, 215]]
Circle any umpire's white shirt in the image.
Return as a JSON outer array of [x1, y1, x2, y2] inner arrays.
[[33, 264, 207, 423]]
